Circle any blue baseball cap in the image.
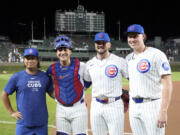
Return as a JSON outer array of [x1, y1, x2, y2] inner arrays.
[[94, 32, 110, 42], [55, 40, 72, 50], [127, 24, 144, 34], [55, 35, 70, 43], [24, 48, 39, 57]]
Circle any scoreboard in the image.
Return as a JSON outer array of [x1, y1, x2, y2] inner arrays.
[[55, 5, 105, 32]]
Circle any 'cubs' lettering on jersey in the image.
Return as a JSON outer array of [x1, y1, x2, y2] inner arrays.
[[27, 81, 42, 87], [137, 59, 151, 73], [105, 64, 118, 78], [162, 62, 170, 71]]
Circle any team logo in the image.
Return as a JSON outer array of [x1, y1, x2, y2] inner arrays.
[[27, 81, 41, 88], [59, 74, 69, 80], [98, 33, 104, 38], [61, 67, 68, 70], [28, 49, 33, 54], [162, 62, 170, 71], [137, 59, 151, 73], [129, 25, 135, 30], [105, 65, 118, 78]]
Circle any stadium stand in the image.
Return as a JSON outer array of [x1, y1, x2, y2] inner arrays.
[[1, 34, 180, 63]]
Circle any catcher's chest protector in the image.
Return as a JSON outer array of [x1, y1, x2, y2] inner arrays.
[[51, 59, 83, 106]]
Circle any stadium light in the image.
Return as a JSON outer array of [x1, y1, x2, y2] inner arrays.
[[31, 21, 34, 40], [117, 20, 121, 40]]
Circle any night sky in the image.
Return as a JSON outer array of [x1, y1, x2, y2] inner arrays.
[[0, 0, 179, 43]]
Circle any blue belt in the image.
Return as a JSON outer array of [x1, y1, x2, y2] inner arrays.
[[132, 97, 159, 103], [96, 96, 121, 104], [62, 99, 84, 107]]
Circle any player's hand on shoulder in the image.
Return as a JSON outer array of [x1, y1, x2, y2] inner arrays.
[[11, 111, 23, 120]]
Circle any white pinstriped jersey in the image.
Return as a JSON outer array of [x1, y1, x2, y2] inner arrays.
[[126, 47, 171, 99], [84, 53, 128, 98]]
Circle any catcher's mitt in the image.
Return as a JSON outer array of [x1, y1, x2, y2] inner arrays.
[[121, 89, 129, 113]]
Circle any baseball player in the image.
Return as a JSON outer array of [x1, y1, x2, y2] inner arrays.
[[126, 24, 173, 135], [84, 32, 128, 135], [1, 48, 54, 135], [46, 36, 91, 135]]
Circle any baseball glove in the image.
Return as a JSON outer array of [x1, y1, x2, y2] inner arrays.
[[121, 89, 129, 113]]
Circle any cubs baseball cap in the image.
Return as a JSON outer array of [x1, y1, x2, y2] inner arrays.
[[55, 35, 70, 43], [127, 24, 144, 34], [24, 48, 39, 57], [94, 32, 110, 42], [55, 40, 72, 50]]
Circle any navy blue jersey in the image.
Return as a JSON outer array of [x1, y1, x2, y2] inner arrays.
[[47, 59, 84, 106], [4, 70, 53, 127]]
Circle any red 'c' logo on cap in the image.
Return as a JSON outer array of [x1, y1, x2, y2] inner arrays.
[[29, 49, 33, 54], [130, 26, 135, 30], [98, 34, 104, 38]]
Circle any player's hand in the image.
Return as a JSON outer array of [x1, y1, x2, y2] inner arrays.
[[157, 110, 167, 128], [11, 111, 23, 120]]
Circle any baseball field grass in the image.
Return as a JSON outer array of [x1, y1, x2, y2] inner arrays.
[[0, 72, 180, 135]]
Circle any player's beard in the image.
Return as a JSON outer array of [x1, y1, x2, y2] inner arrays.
[[27, 67, 38, 72], [25, 65, 38, 74], [97, 49, 108, 55], [96, 46, 108, 55], [26, 63, 38, 70]]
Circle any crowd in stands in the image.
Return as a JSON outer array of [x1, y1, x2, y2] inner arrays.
[[165, 48, 179, 62], [0, 34, 180, 63], [8, 47, 23, 63], [0, 43, 24, 63]]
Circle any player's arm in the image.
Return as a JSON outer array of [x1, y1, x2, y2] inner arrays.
[[1, 91, 23, 120], [82, 61, 92, 90], [120, 57, 129, 79], [161, 74, 173, 112], [46, 65, 55, 99], [157, 74, 173, 128], [155, 51, 173, 128], [47, 81, 55, 99]]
